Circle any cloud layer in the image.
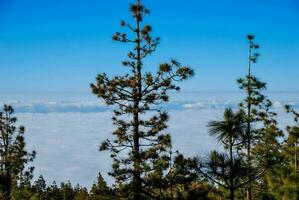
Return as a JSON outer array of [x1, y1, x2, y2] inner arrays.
[[17, 108, 294, 188], [1, 99, 298, 113], [1, 92, 297, 187]]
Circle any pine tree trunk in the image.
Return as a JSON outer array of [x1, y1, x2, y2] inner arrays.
[[230, 188, 235, 200], [246, 121, 252, 200], [132, 2, 143, 198], [133, 110, 142, 200], [246, 43, 252, 200], [246, 139, 252, 200]]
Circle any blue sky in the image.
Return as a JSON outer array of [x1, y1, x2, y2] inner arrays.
[[0, 0, 298, 92]]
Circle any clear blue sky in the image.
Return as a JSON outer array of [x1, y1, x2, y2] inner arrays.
[[0, 0, 298, 92]]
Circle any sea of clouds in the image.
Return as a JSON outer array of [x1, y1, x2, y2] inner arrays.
[[0, 91, 298, 187]]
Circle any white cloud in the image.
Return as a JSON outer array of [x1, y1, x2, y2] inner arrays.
[[17, 109, 222, 187], [2, 91, 298, 188]]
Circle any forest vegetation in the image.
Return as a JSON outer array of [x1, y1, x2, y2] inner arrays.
[[0, 0, 298, 199]]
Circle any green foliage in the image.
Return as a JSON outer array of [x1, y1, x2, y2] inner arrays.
[[236, 35, 283, 200], [90, 0, 193, 199], [0, 105, 36, 199], [90, 173, 113, 200], [143, 151, 211, 200], [32, 175, 46, 200], [0, 2, 297, 199], [263, 106, 299, 200], [8, 177, 106, 200], [200, 108, 248, 200]]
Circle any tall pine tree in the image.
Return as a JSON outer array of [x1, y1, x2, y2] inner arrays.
[[90, 0, 193, 199], [0, 105, 36, 199], [237, 35, 268, 200]]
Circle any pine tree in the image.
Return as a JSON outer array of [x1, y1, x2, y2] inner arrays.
[[285, 105, 299, 173], [60, 181, 75, 200], [0, 105, 36, 199], [275, 105, 299, 199], [73, 185, 89, 200], [33, 175, 47, 200], [199, 108, 248, 200], [236, 35, 271, 200], [144, 151, 204, 200], [90, 173, 111, 200], [46, 181, 62, 200], [90, 0, 193, 199], [259, 106, 298, 199], [250, 100, 284, 199], [164, 153, 208, 200]]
